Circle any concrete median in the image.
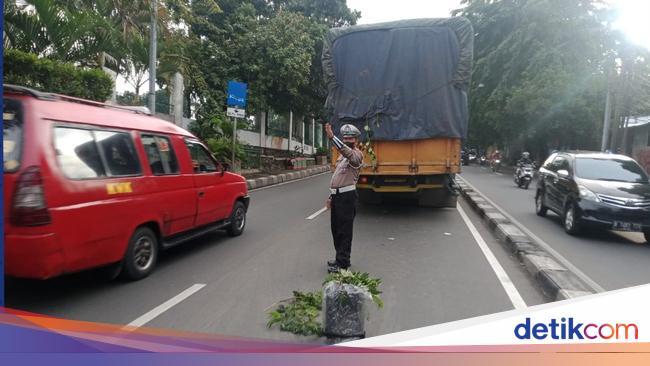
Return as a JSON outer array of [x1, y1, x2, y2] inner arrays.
[[246, 165, 330, 190]]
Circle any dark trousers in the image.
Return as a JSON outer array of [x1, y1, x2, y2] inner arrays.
[[330, 190, 358, 268]]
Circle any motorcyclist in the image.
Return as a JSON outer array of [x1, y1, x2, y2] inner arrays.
[[517, 152, 534, 167], [490, 149, 502, 163]]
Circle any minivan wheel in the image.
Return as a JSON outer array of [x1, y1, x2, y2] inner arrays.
[[564, 202, 581, 235], [227, 201, 247, 237], [120, 227, 158, 280], [535, 191, 548, 217]]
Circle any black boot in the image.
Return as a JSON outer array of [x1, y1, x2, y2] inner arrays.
[[327, 263, 341, 273], [327, 262, 350, 273]]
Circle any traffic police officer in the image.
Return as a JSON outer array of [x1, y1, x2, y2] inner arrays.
[[325, 123, 363, 273]]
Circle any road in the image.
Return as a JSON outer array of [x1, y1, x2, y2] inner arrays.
[[6, 172, 547, 342], [460, 164, 650, 292]]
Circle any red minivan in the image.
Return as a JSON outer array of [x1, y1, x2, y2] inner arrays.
[[3, 85, 250, 280]]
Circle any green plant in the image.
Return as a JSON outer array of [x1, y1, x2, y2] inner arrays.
[[316, 146, 330, 155], [358, 116, 380, 167], [267, 291, 323, 336], [324, 270, 383, 308], [205, 137, 246, 164], [266, 271, 383, 337], [4, 49, 113, 101]]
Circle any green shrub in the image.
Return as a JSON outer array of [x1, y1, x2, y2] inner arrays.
[[206, 136, 246, 164], [4, 49, 113, 101]]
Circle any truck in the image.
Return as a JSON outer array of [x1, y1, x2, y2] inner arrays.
[[322, 17, 474, 207]]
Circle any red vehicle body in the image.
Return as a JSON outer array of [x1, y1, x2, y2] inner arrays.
[[3, 85, 250, 280]]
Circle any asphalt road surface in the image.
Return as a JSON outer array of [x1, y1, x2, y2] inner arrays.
[[460, 164, 649, 292], [6, 172, 548, 342]]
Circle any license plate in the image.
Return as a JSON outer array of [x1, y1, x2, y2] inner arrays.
[[612, 221, 642, 232]]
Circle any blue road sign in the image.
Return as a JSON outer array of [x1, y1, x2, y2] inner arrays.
[[227, 81, 248, 108]]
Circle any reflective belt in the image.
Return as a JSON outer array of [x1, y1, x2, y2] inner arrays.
[[330, 185, 356, 195]]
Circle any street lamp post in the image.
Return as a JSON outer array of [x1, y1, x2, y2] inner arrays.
[[601, 78, 612, 152]]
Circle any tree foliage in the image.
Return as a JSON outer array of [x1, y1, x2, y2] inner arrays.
[[454, 0, 650, 159], [4, 48, 113, 101], [3, 0, 361, 141]]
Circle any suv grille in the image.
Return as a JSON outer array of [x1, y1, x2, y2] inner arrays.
[[597, 194, 650, 208]]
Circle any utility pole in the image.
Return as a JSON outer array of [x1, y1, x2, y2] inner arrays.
[[601, 74, 612, 152], [622, 61, 636, 155], [148, 0, 157, 114]]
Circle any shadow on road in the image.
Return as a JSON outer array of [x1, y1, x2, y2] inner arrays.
[[5, 231, 233, 310]]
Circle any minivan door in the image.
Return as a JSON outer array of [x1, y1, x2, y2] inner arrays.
[[185, 141, 228, 227], [546, 155, 570, 211]]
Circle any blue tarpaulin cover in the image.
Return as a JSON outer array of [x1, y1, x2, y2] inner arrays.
[[322, 17, 474, 141]]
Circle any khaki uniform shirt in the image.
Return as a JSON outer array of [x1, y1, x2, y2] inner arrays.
[[330, 144, 363, 189]]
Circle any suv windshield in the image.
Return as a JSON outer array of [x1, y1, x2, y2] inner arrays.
[[3, 99, 23, 172], [575, 158, 649, 183]]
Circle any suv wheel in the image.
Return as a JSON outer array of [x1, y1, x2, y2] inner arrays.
[[535, 191, 548, 217], [120, 227, 158, 280], [564, 202, 581, 235], [227, 201, 247, 237]]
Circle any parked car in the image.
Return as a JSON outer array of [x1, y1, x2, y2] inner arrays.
[[3, 85, 250, 280], [535, 151, 650, 242]]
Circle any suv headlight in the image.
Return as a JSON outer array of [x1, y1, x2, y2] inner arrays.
[[578, 185, 600, 202]]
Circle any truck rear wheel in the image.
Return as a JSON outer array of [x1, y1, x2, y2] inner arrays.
[[418, 189, 457, 208]]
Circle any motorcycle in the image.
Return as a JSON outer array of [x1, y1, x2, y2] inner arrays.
[[514, 163, 534, 189], [491, 159, 501, 173], [468, 151, 477, 165], [479, 155, 488, 166], [461, 150, 469, 166]]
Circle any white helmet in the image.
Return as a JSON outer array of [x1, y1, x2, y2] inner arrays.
[[522, 152, 530, 159], [340, 124, 361, 137]]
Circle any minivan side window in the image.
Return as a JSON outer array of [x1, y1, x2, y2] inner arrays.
[[551, 155, 571, 173], [141, 135, 180, 175], [55, 127, 107, 179], [95, 131, 141, 176], [3, 99, 23, 172], [185, 141, 217, 173], [542, 153, 557, 170]]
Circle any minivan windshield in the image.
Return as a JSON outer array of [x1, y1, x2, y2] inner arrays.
[[3, 99, 23, 172], [575, 158, 649, 183]]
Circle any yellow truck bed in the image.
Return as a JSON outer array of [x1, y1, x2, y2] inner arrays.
[[332, 138, 461, 175], [331, 138, 461, 206]]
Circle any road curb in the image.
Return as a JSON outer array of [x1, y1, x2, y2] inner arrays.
[[455, 177, 597, 301], [246, 165, 330, 190]]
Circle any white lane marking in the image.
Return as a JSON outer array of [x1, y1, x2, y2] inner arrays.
[[457, 175, 605, 293], [126, 284, 206, 328], [306, 207, 328, 220], [250, 171, 329, 192], [457, 204, 527, 310]]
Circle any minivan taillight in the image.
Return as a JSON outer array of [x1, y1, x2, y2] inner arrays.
[[10, 166, 52, 227]]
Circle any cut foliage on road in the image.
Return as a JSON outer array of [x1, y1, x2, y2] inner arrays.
[[266, 271, 383, 337], [267, 291, 323, 336]]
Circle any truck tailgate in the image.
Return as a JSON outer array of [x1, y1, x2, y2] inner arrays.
[[332, 138, 461, 175]]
